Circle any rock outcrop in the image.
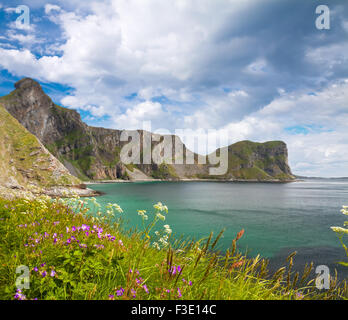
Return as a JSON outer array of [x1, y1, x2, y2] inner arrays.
[[0, 78, 295, 182]]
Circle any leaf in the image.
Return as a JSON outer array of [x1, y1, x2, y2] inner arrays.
[[337, 261, 348, 267]]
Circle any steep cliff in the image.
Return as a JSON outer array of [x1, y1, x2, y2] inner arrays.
[[0, 78, 294, 182]]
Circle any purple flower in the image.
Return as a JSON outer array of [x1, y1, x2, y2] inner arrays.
[[116, 288, 124, 296], [50, 270, 56, 277], [188, 281, 193, 286], [41, 271, 47, 278], [170, 266, 177, 275], [143, 284, 149, 294], [177, 288, 182, 298], [66, 238, 71, 244], [71, 226, 76, 232], [81, 224, 90, 231], [108, 295, 114, 300], [33, 267, 38, 272], [131, 289, 136, 298], [14, 289, 26, 300]]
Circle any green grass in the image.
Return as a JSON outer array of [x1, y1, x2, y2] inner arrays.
[[0, 196, 347, 300], [0, 104, 79, 187], [151, 163, 179, 180]]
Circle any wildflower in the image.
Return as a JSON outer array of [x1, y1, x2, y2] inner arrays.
[[33, 267, 38, 272], [296, 292, 304, 300], [50, 270, 56, 277], [41, 271, 47, 278], [169, 266, 177, 275], [14, 289, 26, 300], [108, 295, 115, 300], [131, 289, 136, 298], [81, 224, 90, 231], [113, 203, 123, 213], [340, 206, 348, 215], [79, 244, 88, 249], [143, 284, 149, 294], [153, 202, 168, 213], [177, 288, 182, 298], [116, 288, 124, 296], [156, 213, 165, 221], [118, 240, 123, 246], [152, 242, 160, 250], [331, 227, 348, 234], [138, 210, 146, 216]]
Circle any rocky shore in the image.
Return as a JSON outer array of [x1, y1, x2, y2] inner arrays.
[[0, 184, 99, 200]]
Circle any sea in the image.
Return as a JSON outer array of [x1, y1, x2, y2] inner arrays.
[[88, 179, 348, 281]]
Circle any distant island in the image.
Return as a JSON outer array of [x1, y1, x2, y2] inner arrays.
[[0, 78, 295, 198], [295, 175, 348, 180]]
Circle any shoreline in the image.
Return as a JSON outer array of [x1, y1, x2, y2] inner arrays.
[[0, 178, 303, 200], [85, 178, 300, 185]]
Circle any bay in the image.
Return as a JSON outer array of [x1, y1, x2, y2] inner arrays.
[[89, 179, 348, 280]]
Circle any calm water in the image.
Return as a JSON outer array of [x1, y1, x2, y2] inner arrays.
[[89, 179, 348, 280]]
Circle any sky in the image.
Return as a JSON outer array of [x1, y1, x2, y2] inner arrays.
[[0, 0, 347, 177]]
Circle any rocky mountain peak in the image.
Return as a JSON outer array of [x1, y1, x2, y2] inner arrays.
[[14, 78, 43, 91]]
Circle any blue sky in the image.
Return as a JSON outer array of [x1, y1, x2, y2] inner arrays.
[[0, 0, 348, 177]]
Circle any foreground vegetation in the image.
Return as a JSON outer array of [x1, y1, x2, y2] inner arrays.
[[0, 195, 347, 300]]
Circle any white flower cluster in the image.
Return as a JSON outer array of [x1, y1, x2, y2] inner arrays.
[[106, 202, 124, 215], [138, 210, 148, 220], [152, 224, 172, 250], [331, 205, 348, 235]]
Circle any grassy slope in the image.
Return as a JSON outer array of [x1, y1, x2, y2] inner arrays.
[[0, 196, 345, 300], [0, 104, 80, 188]]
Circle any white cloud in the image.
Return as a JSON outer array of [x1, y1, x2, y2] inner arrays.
[[113, 100, 166, 129], [44, 4, 61, 14]]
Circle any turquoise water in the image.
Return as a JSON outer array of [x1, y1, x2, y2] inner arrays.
[[89, 180, 348, 278]]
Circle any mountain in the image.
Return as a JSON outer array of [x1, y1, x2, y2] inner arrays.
[[0, 78, 294, 182], [0, 102, 80, 190]]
